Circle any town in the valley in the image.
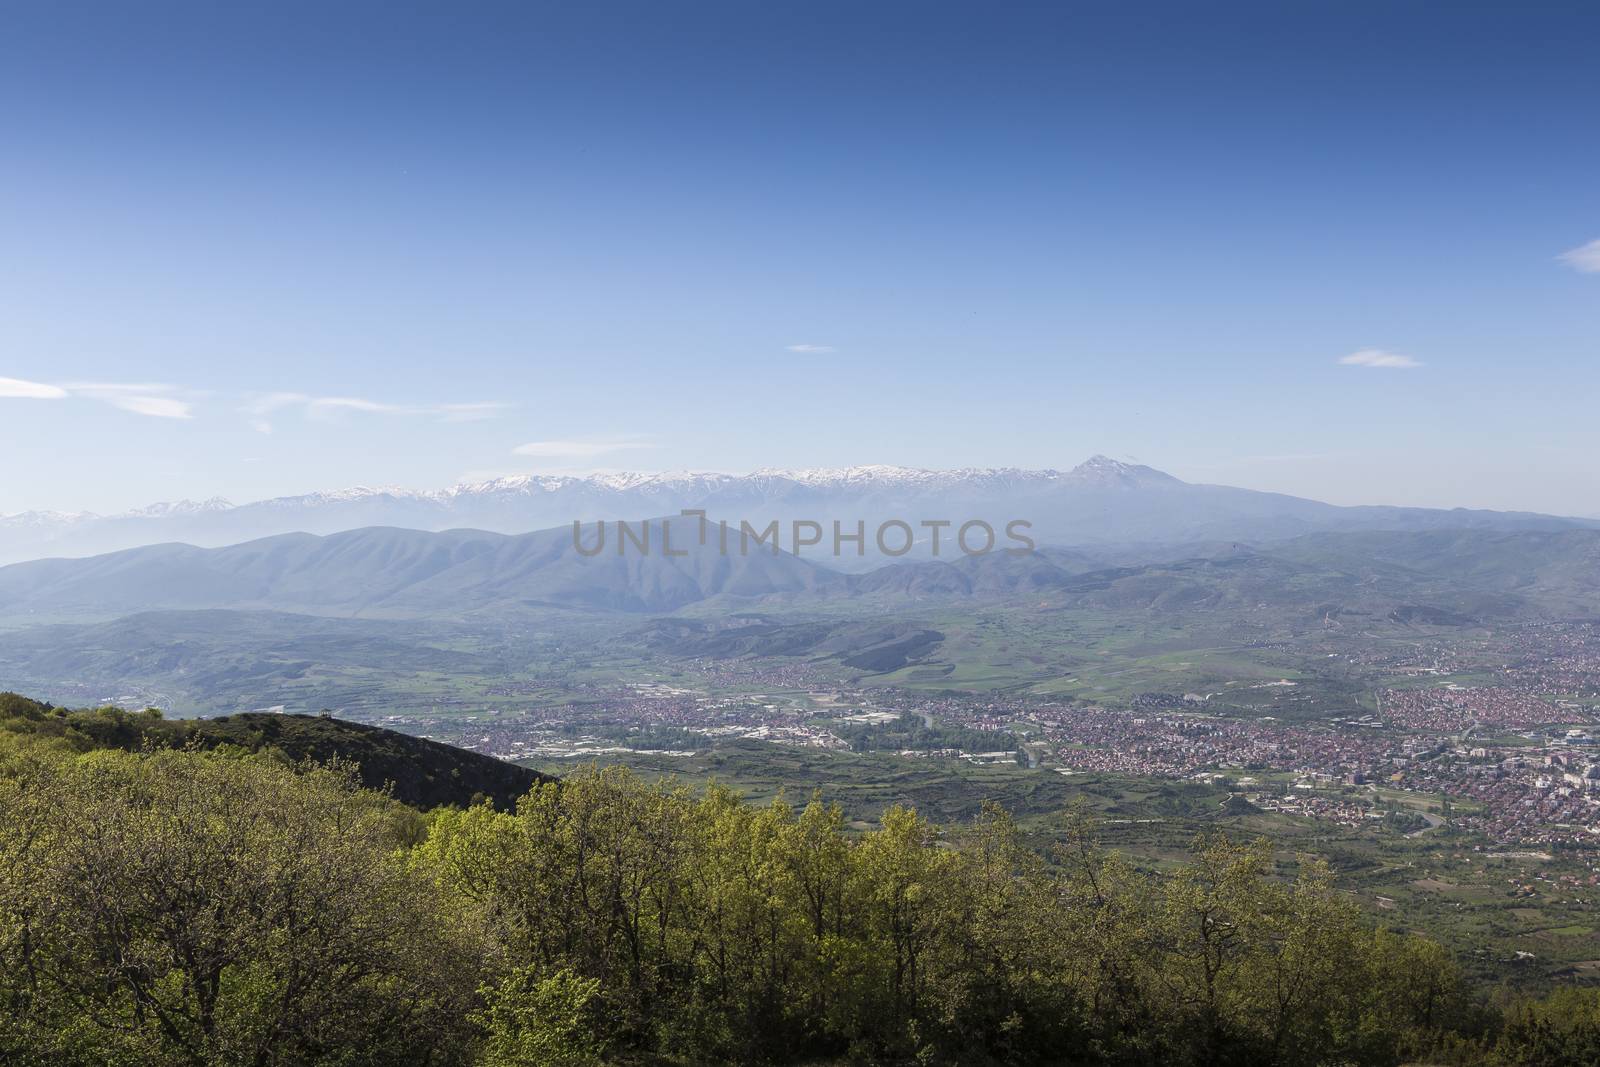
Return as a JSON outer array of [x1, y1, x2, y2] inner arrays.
[[340, 621, 1600, 852]]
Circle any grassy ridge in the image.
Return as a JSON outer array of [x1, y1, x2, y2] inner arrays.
[[0, 691, 546, 809]]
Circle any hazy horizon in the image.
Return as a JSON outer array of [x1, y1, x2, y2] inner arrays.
[[4, 454, 1598, 525]]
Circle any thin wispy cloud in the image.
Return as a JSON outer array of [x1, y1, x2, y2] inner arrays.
[[3, 380, 511, 430], [245, 393, 401, 420], [1, 378, 193, 417], [245, 393, 314, 421], [1557, 238, 1600, 273], [309, 396, 402, 416], [244, 392, 510, 433], [786, 343, 836, 353], [1338, 349, 1422, 369], [511, 438, 659, 459], [105, 394, 194, 419], [0, 376, 69, 399], [67, 383, 195, 419]]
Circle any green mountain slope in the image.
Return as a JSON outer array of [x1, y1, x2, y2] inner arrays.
[[0, 521, 845, 621], [10, 524, 1600, 625], [0, 692, 547, 809]]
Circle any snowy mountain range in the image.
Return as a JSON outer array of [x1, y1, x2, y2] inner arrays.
[[0, 456, 1587, 567]]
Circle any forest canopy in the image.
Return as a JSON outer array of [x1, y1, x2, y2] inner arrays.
[[0, 695, 1596, 1066]]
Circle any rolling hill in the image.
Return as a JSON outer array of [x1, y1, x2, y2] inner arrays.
[[0, 520, 846, 621], [6, 523, 1600, 625], [0, 691, 548, 809], [5, 526, 1599, 714]]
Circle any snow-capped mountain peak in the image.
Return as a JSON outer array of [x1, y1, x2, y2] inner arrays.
[[2, 460, 1181, 526], [126, 497, 236, 519], [1, 457, 1590, 567], [1066, 455, 1179, 488]]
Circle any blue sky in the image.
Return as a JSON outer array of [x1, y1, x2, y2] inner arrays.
[[2, 1, 1598, 515]]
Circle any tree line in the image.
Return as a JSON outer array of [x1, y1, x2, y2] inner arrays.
[[1, 699, 1598, 1065]]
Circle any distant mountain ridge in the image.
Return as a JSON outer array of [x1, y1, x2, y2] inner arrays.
[[6, 521, 1600, 622], [7, 526, 1600, 715], [0, 522, 847, 619], [1, 456, 1589, 565]]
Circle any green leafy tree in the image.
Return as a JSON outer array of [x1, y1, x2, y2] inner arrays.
[[475, 966, 603, 1067], [1491, 988, 1600, 1067], [0, 747, 485, 1066]]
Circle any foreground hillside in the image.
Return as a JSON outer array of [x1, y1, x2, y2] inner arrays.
[[1, 700, 1597, 1067], [0, 692, 545, 809]]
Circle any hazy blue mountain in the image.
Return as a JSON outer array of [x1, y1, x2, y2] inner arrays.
[[3, 456, 1591, 566], [851, 549, 1092, 597], [8, 527, 1600, 715], [7, 521, 1600, 626], [1266, 529, 1600, 616], [0, 521, 847, 621]]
